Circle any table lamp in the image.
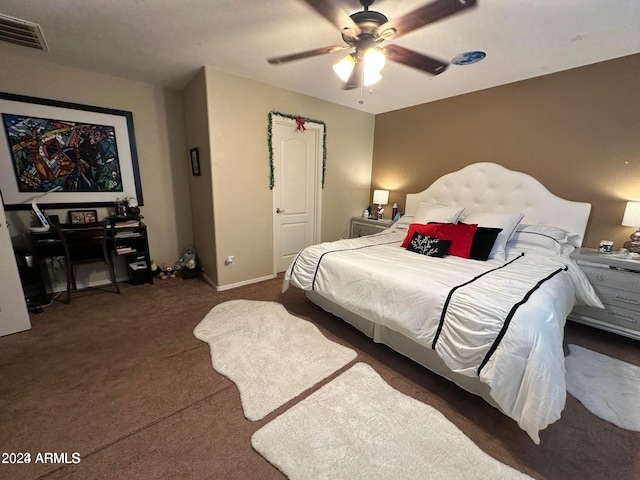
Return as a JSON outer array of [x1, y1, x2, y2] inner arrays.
[[373, 189, 389, 219], [621, 201, 640, 253], [29, 186, 62, 233]]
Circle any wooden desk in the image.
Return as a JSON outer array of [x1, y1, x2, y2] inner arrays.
[[30, 219, 153, 288]]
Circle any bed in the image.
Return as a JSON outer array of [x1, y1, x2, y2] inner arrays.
[[283, 162, 603, 444]]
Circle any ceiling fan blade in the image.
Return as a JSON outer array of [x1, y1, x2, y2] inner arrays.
[[302, 0, 361, 37], [383, 45, 449, 75], [343, 59, 363, 90], [378, 0, 477, 41], [267, 45, 348, 65]]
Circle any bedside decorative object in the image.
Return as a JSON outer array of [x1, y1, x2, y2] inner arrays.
[[598, 240, 614, 253], [569, 247, 640, 340], [373, 189, 389, 219], [621, 201, 640, 253]]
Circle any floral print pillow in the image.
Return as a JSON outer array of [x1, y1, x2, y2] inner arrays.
[[406, 232, 451, 258]]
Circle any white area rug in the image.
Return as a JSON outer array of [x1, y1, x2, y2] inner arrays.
[[193, 300, 356, 421], [252, 362, 532, 480], [566, 344, 640, 431]]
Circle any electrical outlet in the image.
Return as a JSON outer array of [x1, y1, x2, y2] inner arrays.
[[225, 255, 235, 266]]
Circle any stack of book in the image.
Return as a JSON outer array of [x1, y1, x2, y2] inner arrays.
[[115, 246, 136, 255], [114, 219, 140, 228], [114, 230, 142, 238]]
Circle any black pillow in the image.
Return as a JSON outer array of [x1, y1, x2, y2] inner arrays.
[[469, 227, 502, 261], [406, 232, 451, 258]]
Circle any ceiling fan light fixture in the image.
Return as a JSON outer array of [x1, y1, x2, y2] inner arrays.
[[363, 71, 382, 86], [333, 48, 386, 86], [269, 0, 479, 92], [364, 47, 386, 72], [333, 54, 356, 82], [362, 47, 385, 86]]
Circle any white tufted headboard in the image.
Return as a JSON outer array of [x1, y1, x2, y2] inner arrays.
[[405, 163, 591, 247]]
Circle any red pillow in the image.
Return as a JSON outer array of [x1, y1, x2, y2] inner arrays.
[[401, 223, 442, 248], [436, 223, 478, 258]]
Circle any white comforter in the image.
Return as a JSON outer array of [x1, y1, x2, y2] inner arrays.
[[283, 230, 602, 443]]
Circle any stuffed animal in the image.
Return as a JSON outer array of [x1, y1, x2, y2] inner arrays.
[[151, 260, 163, 278], [174, 247, 197, 272], [160, 263, 176, 280], [175, 246, 201, 279]]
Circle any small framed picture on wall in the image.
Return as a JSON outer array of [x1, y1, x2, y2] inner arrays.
[[190, 147, 200, 176]]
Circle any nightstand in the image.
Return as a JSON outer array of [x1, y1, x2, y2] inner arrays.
[[569, 247, 640, 340], [350, 217, 394, 238]]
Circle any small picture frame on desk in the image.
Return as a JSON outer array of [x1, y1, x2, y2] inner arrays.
[[68, 209, 98, 224]]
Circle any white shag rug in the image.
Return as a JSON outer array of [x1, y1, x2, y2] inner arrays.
[[252, 362, 532, 480], [193, 300, 356, 421], [566, 344, 640, 431]]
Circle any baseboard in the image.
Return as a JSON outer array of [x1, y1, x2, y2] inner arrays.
[[201, 272, 216, 289], [209, 274, 276, 291]]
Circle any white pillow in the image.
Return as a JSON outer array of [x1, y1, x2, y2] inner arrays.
[[508, 231, 563, 255], [461, 211, 524, 260], [516, 224, 570, 243], [413, 202, 464, 225], [391, 214, 414, 230]]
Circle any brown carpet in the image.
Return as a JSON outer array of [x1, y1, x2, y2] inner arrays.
[[0, 275, 638, 480]]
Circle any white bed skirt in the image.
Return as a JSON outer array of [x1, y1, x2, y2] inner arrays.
[[306, 290, 500, 411]]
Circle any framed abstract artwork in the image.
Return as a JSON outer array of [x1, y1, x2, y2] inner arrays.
[[0, 92, 143, 209]]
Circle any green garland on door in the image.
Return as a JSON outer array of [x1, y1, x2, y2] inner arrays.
[[268, 111, 327, 189]]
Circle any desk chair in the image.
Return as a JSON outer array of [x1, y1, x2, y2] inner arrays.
[[53, 222, 120, 304]]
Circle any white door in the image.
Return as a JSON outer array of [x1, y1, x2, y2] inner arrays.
[[0, 193, 31, 336], [272, 117, 323, 273]]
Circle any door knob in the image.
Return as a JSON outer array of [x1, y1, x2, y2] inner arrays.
[[276, 208, 285, 214]]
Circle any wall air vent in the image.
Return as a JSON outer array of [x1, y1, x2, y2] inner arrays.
[[0, 14, 48, 51]]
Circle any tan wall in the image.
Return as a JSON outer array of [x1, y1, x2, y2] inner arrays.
[[372, 54, 640, 250], [201, 68, 375, 288], [182, 69, 218, 285], [0, 51, 192, 268]]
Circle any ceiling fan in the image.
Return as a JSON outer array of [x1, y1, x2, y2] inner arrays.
[[267, 0, 478, 90]]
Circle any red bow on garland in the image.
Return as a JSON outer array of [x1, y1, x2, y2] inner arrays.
[[295, 117, 306, 132]]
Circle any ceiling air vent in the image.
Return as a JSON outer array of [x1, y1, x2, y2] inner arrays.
[[0, 14, 48, 51]]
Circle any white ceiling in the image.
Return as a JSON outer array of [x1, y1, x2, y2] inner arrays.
[[2, 0, 640, 114]]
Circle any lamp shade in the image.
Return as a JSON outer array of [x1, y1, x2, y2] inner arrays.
[[332, 54, 355, 82], [333, 48, 386, 86], [363, 48, 385, 86], [622, 201, 640, 227], [373, 189, 389, 206]]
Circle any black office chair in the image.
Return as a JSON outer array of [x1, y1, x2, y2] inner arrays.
[[53, 221, 121, 304]]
